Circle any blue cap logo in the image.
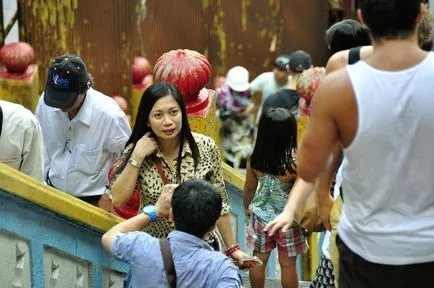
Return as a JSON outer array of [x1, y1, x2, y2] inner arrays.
[[52, 73, 70, 88]]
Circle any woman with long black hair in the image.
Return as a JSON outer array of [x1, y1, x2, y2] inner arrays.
[[109, 82, 250, 266]]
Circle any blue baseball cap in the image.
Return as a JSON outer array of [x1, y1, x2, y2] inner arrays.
[[44, 54, 89, 108]]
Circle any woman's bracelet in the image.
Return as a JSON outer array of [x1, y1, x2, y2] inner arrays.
[[225, 243, 241, 257]]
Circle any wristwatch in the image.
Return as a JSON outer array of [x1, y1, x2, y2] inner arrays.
[[128, 158, 141, 168], [142, 205, 158, 223]]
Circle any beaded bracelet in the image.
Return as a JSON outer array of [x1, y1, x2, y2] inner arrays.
[[225, 243, 241, 257]]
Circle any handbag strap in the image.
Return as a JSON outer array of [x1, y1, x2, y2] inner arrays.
[[155, 160, 168, 185], [159, 239, 176, 288]]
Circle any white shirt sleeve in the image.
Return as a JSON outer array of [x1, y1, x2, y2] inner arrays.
[[106, 113, 131, 153], [20, 117, 45, 182]]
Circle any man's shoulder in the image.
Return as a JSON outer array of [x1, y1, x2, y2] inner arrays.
[[313, 68, 353, 114], [251, 72, 273, 87], [254, 72, 273, 81], [0, 100, 39, 129], [326, 46, 374, 74], [326, 50, 350, 74], [88, 89, 125, 119], [114, 231, 159, 254], [321, 69, 352, 92]]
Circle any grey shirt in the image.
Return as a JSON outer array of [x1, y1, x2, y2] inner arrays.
[[112, 230, 243, 288]]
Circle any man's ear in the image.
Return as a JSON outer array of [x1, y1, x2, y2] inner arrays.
[[357, 9, 368, 29]]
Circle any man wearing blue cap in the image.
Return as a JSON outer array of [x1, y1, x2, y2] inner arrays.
[[36, 54, 131, 208]]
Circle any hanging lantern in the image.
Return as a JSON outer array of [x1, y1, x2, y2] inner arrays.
[[153, 49, 212, 102], [132, 56, 152, 84]]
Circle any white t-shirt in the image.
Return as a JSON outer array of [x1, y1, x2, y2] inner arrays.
[[250, 72, 292, 123], [36, 88, 131, 197], [249, 72, 291, 100]]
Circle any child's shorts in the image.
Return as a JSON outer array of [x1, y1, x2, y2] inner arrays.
[[247, 214, 308, 257]]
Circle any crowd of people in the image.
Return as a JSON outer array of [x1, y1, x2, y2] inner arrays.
[[1, 0, 434, 287]]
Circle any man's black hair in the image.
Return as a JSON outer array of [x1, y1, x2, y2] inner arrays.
[[172, 179, 222, 238], [326, 19, 371, 56], [359, 0, 422, 41]]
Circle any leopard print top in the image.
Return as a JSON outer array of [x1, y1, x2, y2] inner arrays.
[[110, 132, 231, 238]]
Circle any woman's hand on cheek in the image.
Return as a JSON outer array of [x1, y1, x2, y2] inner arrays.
[[131, 132, 159, 163]]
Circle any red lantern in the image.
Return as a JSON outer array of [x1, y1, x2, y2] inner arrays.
[[0, 42, 36, 74], [132, 56, 152, 84], [153, 49, 212, 102]]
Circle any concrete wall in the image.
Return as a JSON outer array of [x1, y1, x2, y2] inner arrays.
[[0, 164, 128, 288], [0, 188, 128, 288]]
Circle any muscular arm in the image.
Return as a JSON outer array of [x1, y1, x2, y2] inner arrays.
[[315, 143, 342, 230], [325, 51, 348, 74]]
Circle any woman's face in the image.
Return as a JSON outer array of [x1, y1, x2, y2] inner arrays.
[[148, 94, 182, 141]]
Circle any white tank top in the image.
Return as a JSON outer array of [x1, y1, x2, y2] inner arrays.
[[339, 53, 434, 265]]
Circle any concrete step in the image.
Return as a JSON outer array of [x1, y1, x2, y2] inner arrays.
[[242, 276, 311, 287]]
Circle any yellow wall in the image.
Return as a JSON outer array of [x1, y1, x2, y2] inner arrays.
[[0, 66, 40, 112], [0, 163, 122, 232]]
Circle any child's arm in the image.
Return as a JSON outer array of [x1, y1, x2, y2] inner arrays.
[[243, 159, 258, 217]]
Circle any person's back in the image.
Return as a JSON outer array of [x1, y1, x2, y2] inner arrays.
[[114, 231, 240, 287], [0, 100, 44, 181], [341, 52, 434, 263], [288, 1, 434, 287]]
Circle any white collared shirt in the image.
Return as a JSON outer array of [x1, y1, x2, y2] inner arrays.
[[35, 88, 131, 197], [0, 100, 44, 181]]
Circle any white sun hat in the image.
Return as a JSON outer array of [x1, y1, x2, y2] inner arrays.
[[226, 66, 249, 92]]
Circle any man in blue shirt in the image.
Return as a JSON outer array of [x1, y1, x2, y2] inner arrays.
[[102, 179, 243, 287]]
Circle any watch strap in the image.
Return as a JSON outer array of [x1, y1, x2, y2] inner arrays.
[[128, 158, 141, 168], [143, 206, 158, 223]]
